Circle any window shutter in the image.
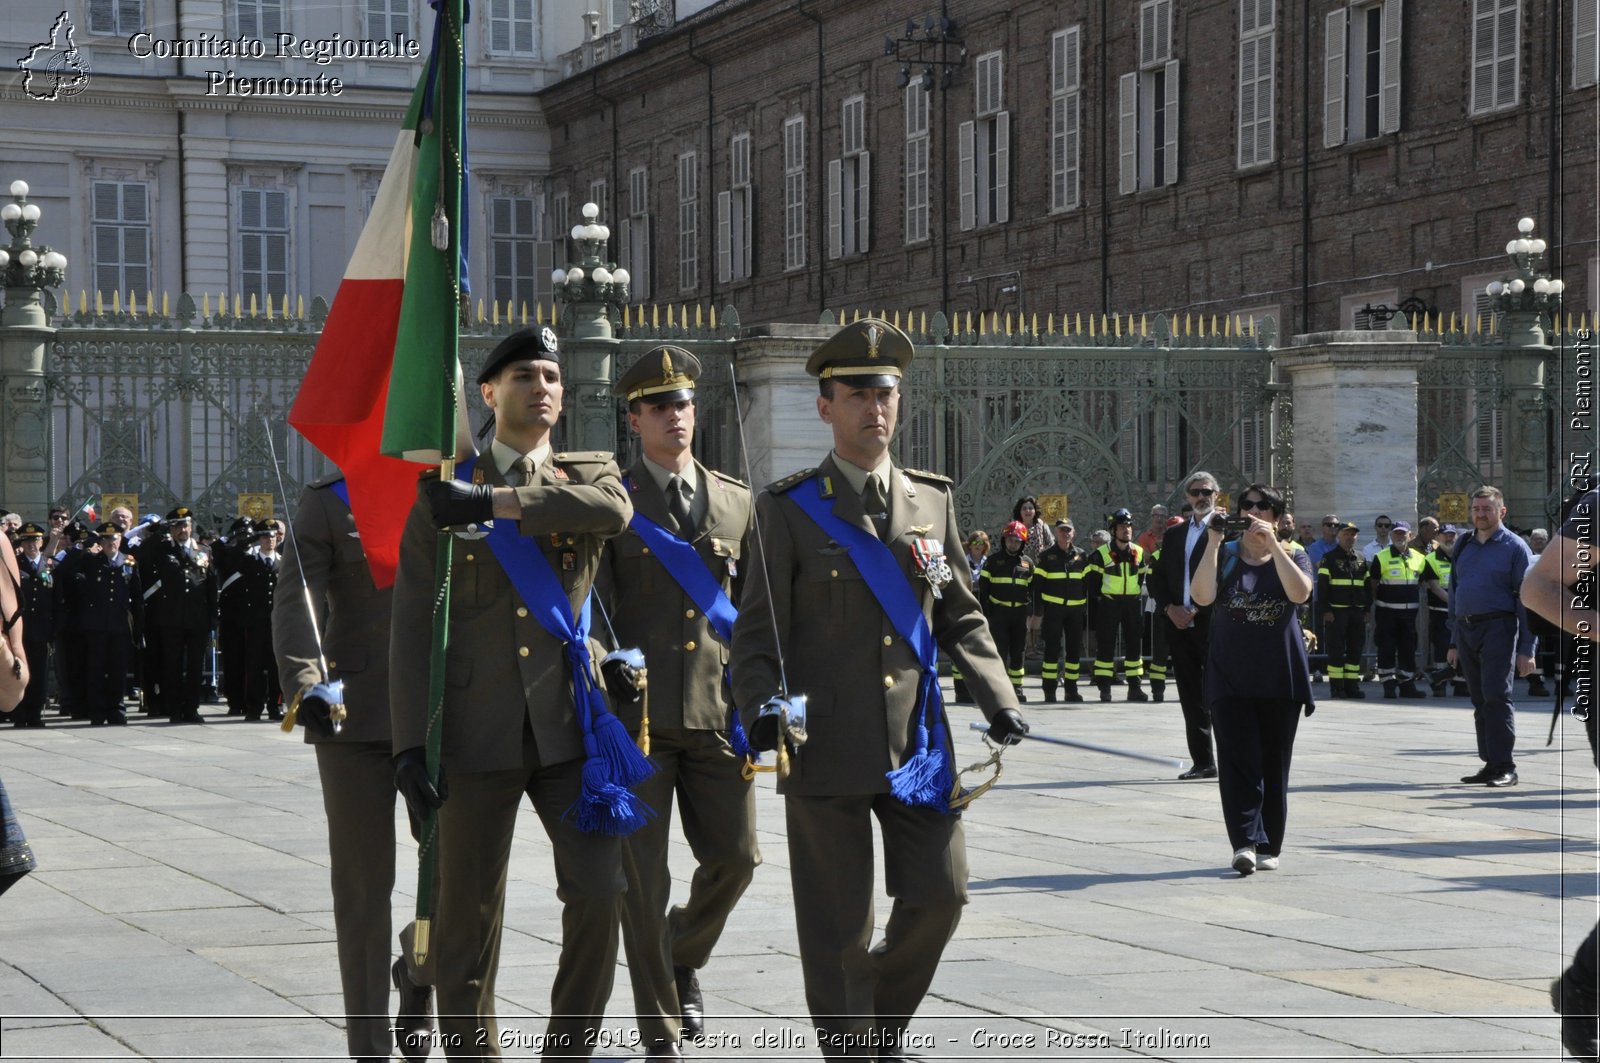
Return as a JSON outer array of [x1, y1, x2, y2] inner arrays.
[[1063, 94, 1080, 208], [1577, 0, 1599, 88], [994, 112, 1010, 223], [89, 0, 114, 32], [716, 190, 731, 283], [856, 150, 870, 253], [1472, 0, 1497, 112], [618, 216, 631, 277], [1325, 8, 1348, 147], [1162, 61, 1180, 186], [1238, 36, 1258, 167], [1156, 0, 1172, 62], [1119, 73, 1138, 193], [741, 188, 753, 279], [638, 215, 651, 301], [1380, 0, 1403, 133], [1494, 0, 1518, 109], [958, 120, 976, 230], [827, 158, 843, 260]]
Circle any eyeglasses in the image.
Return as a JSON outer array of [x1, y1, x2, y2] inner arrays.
[[1322, 521, 1337, 527], [49, 514, 67, 521], [1187, 486, 1216, 497], [1237, 499, 1271, 511]]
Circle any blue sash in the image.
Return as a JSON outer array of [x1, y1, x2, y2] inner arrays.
[[456, 456, 653, 834], [788, 475, 954, 812], [329, 479, 350, 508]]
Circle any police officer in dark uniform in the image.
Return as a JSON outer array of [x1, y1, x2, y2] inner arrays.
[[1088, 508, 1148, 703], [13, 524, 54, 727], [72, 522, 142, 726], [1034, 518, 1090, 703], [236, 520, 284, 721], [213, 516, 256, 716], [979, 521, 1034, 702], [1316, 521, 1369, 699], [143, 507, 216, 723], [601, 347, 759, 1057]]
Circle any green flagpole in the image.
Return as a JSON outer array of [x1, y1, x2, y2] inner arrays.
[[414, 0, 465, 968]]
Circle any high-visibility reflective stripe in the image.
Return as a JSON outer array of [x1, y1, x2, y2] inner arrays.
[[1040, 594, 1066, 604], [1036, 570, 1067, 580], [985, 575, 1027, 585], [988, 597, 1028, 607]]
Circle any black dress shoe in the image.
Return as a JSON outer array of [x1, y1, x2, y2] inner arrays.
[[1178, 764, 1218, 780], [1486, 768, 1519, 788], [674, 964, 704, 1041], [392, 956, 435, 1061], [1460, 766, 1494, 784]]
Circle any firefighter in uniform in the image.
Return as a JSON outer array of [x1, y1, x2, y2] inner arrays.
[[1423, 524, 1459, 695], [1034, 518, 1090, 703], [13, 524, 54, 727], [1369, 520, 1427, 698], [601, 347, 759, 1056], [1316, 521, 1370, 699], [1088, 508, 1147, 703], [979, 521, 1034, 701]]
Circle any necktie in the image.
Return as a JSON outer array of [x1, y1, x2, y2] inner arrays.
[[667, 475, 693, 534], [513, 456, 536, 487], [862, 474, 889, 540]]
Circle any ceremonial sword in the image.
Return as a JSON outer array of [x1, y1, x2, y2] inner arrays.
[[968, 721, 1187, 770]]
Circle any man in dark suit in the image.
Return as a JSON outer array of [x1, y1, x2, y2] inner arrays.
[[1149, 471, 1222, 779], [601, 347, 758, 1059], [730, 318, 1027, 1061]]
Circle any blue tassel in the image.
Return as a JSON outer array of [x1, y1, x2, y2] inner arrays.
[[727, 704, 759, 763], [567, 750, 655, 835], [588, 705, 655, 788], [886, 723, 951, 812]]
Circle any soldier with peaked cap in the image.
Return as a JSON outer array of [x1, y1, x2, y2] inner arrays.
[[274, 475, 436, 1062], [599, 346, 758, 1058], [12, 524, 53, 727], [214, 516, 257, 716], [730, 317, 1028, 1061], [389, 324, 636, 1059], [235, 520, 284, 721], [142, 506, 216, 723]]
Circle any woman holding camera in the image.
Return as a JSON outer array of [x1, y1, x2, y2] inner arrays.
[[1188, 483, 1315, 876]]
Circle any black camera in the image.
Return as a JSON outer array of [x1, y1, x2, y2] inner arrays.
[[1209, 513, 1254, 533]]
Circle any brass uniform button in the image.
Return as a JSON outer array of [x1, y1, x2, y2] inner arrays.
[[883, 675, 895, 689], [516, 606, 528, 618], [830, 569, 839, 578], [684, 640, 697, 652], [465, 553, 475, 561], [642, 547, 651, 555], [327, 659, 336, 670], [882, 636, 892, 646], [518, 646, 530, 658], [685, 608, 696, 619]]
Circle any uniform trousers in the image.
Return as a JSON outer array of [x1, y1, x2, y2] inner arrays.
[[218, 614, 247, 713], [15, 631, 49, 725], [314, 741, 434, 1061], [785, 793, 966, 1058], [434, 727, 625, 1060], [1147, 607, 1170, 687], [1373, 607, 1419, 680], [1456, 613, 1519, 770], [156, 625, 208, 715], [1038, 605, 1086, 686], [986, 606, 1028, 689], [1163, 614, 1215, 768], [140, 627, 163, 712], [1210, 696, 1301, 856], [1322, 608, 1366, 682], [1093, 597, 1144, 679], [241, 625, 282, 719], [83, 630, 131, 722], [1427, 610, 1451, 670], [620, 727, 759, 1048], [56, 628, 86, 716]]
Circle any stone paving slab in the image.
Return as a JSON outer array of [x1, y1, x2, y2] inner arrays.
[[0, 681, 1595, 1060]]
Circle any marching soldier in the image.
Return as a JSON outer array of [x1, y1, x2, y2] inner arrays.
[[1087, 508, 1148, 703], [389, 326, 635, 1059], [13, 524, 53, 727], [274, 478, 436, 1063], [1317, 521, 1370, 699], [214, 516, 256, 716], [71, 523, 142, 726], [600, 347, 759, 1058], [1369, 520, 1427, 699], [142, 507, 216, 723], [979, 521, 1033, 701], [730, 317, 1027, 1061], [1034, 519, 1090, 703]]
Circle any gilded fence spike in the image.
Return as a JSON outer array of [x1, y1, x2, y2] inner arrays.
[[695, 304, 703, 328], [1073, 312, 1082, 335], [296, 295, 304, 320], [710, 306, 719, 330], [162, 292, 170, 317], [132, 291, 142, 316], [145, 290, 154, 317], [680, 304, 688, 330], [892, 309, 901, 329], [234, 293, 243, 318], [919, 310, 927, 335], [1088, 314, 1096, 338], [1005, 312, 1013, 336], [552, 301, 560, 325], [95, 290, 104, 316], [198, 292, 208, 319], [1581, 312, 1590, 332], [1113, 314, 1122, 338], [249, 293, 260, 318], [491, 300, 499, 325], [1046, 312, 1055, 335], [1140, 314, 1149, 338], [112, 290, 123, 314], [1552, 313, 1561, 336], [263, 293, 272, 321], [978, 313, 987, 337], [964, 310, 972, 335]]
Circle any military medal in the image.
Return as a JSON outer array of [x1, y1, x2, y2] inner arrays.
[[562, 552, 576, 572], [910, 538, 953, 599]]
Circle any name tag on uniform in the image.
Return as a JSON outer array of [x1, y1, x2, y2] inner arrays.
[[910, 538, 953, 599]]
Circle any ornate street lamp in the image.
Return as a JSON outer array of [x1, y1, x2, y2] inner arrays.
[[552, 201, 630, 341], [1, 180, 69, 299], [1484, 216, 1564, 348]]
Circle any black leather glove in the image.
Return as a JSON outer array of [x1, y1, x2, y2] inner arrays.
[[423, 478, 495, 529], [600, 648, 646, 705], [748, 712, 781, 753], [393, 747, 446, 841], [986, 708, 1029, 747], [298, 695, 335, 737]]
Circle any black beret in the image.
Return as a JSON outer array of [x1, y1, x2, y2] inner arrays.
[[478, 326, 560, 385]]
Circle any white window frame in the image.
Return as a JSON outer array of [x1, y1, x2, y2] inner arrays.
[[234, 0, 284, 38], [1120, 2, 1180, 194], [618, 165, 651, 301], [1470, 0, 1520, 114], [828, 95, 871, 259], [1460, 272, 1501, 332], [678, 152, 699, 293], [1237, 1, 1275, 168], [549, 190, 570, 275], [717, 132, 753, 284], [88, 0, 144, 34], [783, 114, 806, 271], [488, 193, 546, 315], [904, 84, 930, 244], [607, 0, 631, 31], [1576, 0, 1599, 89], [1324, 0, 1402, 147], [959, 50, 1010, 230], [91, 178, 153, 298], [365, 0, 412, 41], [1234, 304, 1280, 340], [1340, 287, 1400, 330], [235, 184, 292, 305], [488, 0, 539, 57], [1051, 27, 1083, 210]]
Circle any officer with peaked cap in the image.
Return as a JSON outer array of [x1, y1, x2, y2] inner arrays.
[[214, 516, 255, 716], [390, 322, 636, 1058], [600, 345, 758, 1056], [730, 317, 1026, 1060], [12, 523, 53, 726], [143, 506, 216, 722], [70, 522, 142, 725]]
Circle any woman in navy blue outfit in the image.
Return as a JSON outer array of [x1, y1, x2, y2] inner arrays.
[[1188, 483, 1315, 876]]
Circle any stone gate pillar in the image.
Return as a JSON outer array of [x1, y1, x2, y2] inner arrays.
[[730, 323, 834, 488], [1497, 330, 1550, 526], [0, 285, 55, 516]]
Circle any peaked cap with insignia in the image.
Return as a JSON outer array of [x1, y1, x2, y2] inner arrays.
[[613, 345, 701, 404], [477, 325, 562, 385], [805, 317, 914, 388]]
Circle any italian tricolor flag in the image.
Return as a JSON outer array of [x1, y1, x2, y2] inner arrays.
[[289, 53, 465, 588]]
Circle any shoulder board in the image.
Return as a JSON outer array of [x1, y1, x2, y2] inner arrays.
[[767, 468, 816, 494], [553, 451, 613, 464], [709, 468, 749, 490], [901, 467, 953, 485], [310, 472, 346, 489]]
